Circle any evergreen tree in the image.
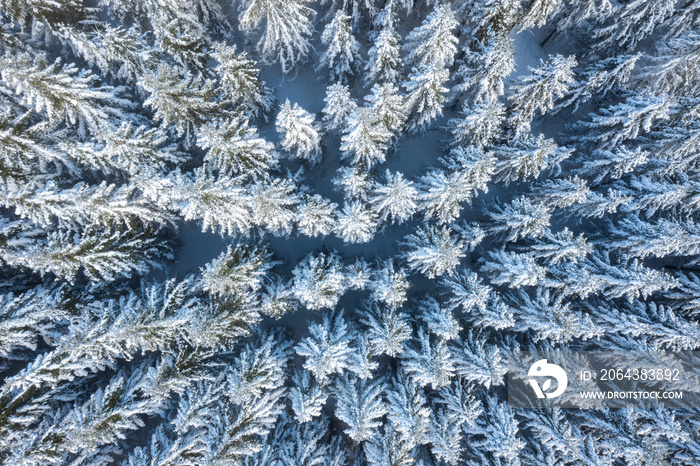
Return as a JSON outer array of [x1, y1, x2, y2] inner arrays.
[[0, 52, 130, 137], [248, 177, 299, 236], [401, 329, 455, 388], [403, 224, 468, 279], [420, 297, 461, 341], [360, 303, 411, 357], [448, 99, 505, 149], [385, 370, 431, 448], [322, 83, 358, 131], [1, 179, 172, 231], [494, 134, 571, 184], [335, 375, 386, 443], [508, 54, 577, 135], [197, 118, 277, 178], [592, 0, 676, 53], [0, 224, 168, 283], [450, 330, 507, 388], [489, 196, 552, 242], [557, 54, 640, 113], [452, 35, 515, 104], [318, 11, 361, 82], [292, 252, 347, 311], [481, 249, 547, 288], [297, 310, 356, 381], [275, 99, 322, 163], [429, 409, 464, 465], [340, 107, 393, 168], [335, 201, 378, 243], [364, 423, 415, 466], [474, 397, 526, 464], [159, 167, 254, 236], [519, 0, 564, 30], [370, 170, 418, 224], [290, 370, 328, 423], [296, 194, 338, 237], [139, 65, 225, 142], [212, 43, 272, 118], [404, 4, 459, 70], [365, 21, 402, 85], [419, 147, 496, 224], [238, 0, 315, 73], [364, 82, 406, 133], [369, 260, 410, 309], [572, 93, 673, 150], [403, 65, 450, 132], [156, 20, 208, 72], [199, 243, 272, 297], [333, 166, 373, 201], [510, 288, 603, 344], [66, 121, 181, 176]]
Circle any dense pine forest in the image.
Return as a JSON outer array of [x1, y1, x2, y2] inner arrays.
[[1, 0, 700, 464]]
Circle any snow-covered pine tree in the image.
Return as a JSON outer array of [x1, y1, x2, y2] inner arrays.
[[508, 288, 603, 344], [296, 310, 356, 381], [557, 54, 640, 113], [318, 11, 361, 82], [360, 302, 411, 357], [403, 65, 450, 132], [290, 369, 328, 423], [292, 252, 347, 310], [276, 99, 322, 163], [0, 52, 130, 137], [571, 93, 673, 150], [199, 242, 272, 297], [370, 170, 418, 224], [333, 166, 373, 201], [211, 43, 272, 118], [403, 224, 468, 279], [156, 167, 254, 236], [420, 296, 461, 341], [369, 261, 411, 308], [139, 65, 226, 143], [364, 82, 406, 133], [507, 54, 577, 135], [384, 369, 431, 449], [335, 201, 378, 243], [238, 0, 315, 73], [481, 249, 547, 288], [340, 107, 393, 168], [494, 133, 571, 184], [452, 35, 515, 105], [518, 0, 565, 30], [419, 146, 496, 224], [334, 375, 386, 443], [1, 179, 172, 232], [592, 0, 676, 54], [155, 20, 208, 72], [404, 4, 459, 70], [488, 196, 552, 242], [401, 328, 455, 388], [323, 83, 358, 131], [296, 194, 338, 237], [197, 118, 277, 178], [365, 19, 402, 85], [448, 99, 505, 149], [0, 223, 168, 283]]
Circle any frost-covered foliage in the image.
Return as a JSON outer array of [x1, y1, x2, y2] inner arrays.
[[1, 0, 699, 464]]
